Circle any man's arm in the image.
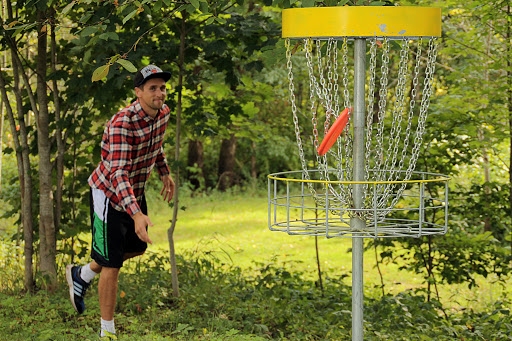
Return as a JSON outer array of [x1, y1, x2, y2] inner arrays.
[[108, 118, 141, 216]]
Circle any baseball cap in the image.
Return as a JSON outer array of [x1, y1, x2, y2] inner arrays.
[[133, 65, 172, 88]]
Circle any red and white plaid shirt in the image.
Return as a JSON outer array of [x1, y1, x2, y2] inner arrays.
[[88, 100, 171, 216]]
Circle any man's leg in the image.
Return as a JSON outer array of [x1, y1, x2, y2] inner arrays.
[[90, 260, 103, 274], [97, 253, 144, 337], [98, 266, 120, 322], [98, 252, 143, 318]]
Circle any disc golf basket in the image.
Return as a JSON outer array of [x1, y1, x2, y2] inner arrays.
[[267, 6, 449, 341]]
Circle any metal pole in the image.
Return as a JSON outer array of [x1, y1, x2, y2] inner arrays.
[[351, 38, 367, 341]]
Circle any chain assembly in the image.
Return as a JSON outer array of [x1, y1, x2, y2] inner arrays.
[[284, 36, 439, 224]]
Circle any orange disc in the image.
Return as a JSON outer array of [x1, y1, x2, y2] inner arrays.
[[317, 108, 351, 156]]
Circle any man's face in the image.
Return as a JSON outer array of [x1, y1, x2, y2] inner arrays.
[[135, 78, 167, 116]]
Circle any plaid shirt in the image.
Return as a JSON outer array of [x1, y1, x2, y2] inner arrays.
[[88, 100, 171, 216]]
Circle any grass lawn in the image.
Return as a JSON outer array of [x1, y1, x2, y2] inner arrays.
[[0, 187, 510, 340], [145, 187, 509, 311]]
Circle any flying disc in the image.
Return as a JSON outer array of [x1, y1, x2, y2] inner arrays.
[[317, 107, 351, 156]]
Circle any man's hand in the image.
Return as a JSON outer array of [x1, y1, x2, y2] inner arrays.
[[160, 174, 175, 203], [132, 212, 153, 244]]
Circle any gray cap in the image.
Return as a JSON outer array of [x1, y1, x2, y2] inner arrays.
[[133, 65, 171, 87]]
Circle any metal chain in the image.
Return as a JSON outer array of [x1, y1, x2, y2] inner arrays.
[[377, 39, 414, 212], [383, 38, 409, 181], [365, 38, 378, 179], [286, 36, 438, 222], [407, 37, 438, 177], [332, 39, 351, 210], [321, 39, 345, 207], [305, 38, 340, 205], [287, 38, 316, 198], [398, 38, 423, 172], [373, 38, 390, 182], [332, 40, 341, 119], [316, 39, 332, 127], [378, 38, 438, 216], [339, 38, 353, 205], [378, 39, 423, 215], [341, 38, 353, 185]]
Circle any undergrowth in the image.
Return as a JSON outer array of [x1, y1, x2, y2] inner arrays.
[[0, 243, 511, 340]]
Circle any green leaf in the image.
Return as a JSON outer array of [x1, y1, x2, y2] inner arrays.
[[242, 102, 259, 118], [301, 0, 316, 7], [99, 32, 119, 41], [80, 26, 98, 37], [215, 16, 226, 24], [61, 1, 76, 16], [92, 64, 110, 82], [184, 4, 196, 14], [9, 23, 36, 37], [116, 59, 138, 72], [175, 4, 188, 12], [189, 0, 200, 9], [79, 13, 93, 24], [123, 9, 138, 25]]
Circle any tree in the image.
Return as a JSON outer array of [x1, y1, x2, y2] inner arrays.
[[1, 0, 156, 290], [1, 0, 54, 290], [370, 0, 512, 300]]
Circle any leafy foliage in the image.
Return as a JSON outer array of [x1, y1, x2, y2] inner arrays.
[[0, 2, 511, 339], [0, 244, 511, 340]]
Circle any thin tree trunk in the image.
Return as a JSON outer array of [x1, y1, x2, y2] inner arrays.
[[217, 134, 237, 191], [187, 140, 204, 190], [507, 0, 512, 254], [50, 11, 64, 233], [250, 141, 257, 179], [36, 10, 57, 290], [2, 0, 35, 292], [0, 70, 34, 292], [0, 91, 3, 192], [167, 10, 188, 298], [481, 25, 492, 232]]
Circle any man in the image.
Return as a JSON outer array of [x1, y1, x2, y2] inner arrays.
[[66, 64, 175, 338]]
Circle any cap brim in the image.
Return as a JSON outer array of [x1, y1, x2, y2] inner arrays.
[[136, 71, 172, 87]]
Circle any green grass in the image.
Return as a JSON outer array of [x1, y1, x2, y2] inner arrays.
[[146, 188, 509, 311], [149, 189, 407, 284], [1, 189, 511, 340]]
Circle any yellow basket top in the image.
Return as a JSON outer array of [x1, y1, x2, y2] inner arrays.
[[282, 6, 441, 38]]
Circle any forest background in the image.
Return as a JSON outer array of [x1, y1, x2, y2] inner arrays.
[[0, 0, 511, 340]]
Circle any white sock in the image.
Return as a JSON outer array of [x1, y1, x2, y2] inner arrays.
[[100, 318, 116, 336], [80, 263, 98, 283]]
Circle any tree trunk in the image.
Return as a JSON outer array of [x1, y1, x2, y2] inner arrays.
[[481, 24, 492, 232], [217, 134, 237, 191], [507, 0, 512, 253], [0, 69, 34, 292], [36, 11, 57, 290], [187, 140, 204, 190], [50, 12, 65, 233], [250, 141, 257, 179], [1, 0, 35, 292], [0, 92, 3, 192], [167, 10, 188, 299]]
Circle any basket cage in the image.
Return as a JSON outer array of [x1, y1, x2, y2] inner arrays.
[[269, 35, 449, 238]]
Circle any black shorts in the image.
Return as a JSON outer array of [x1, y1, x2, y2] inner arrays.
[[89, 188, 148, 268]]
